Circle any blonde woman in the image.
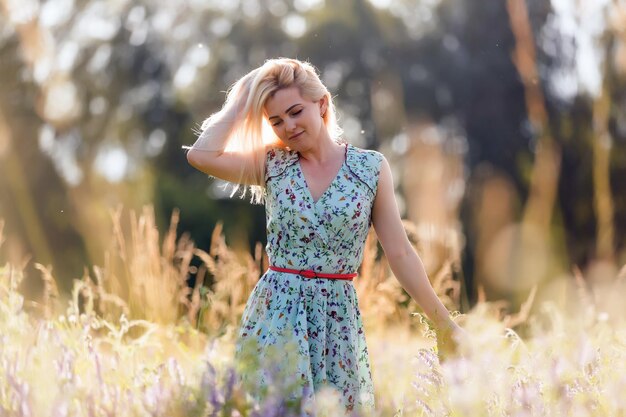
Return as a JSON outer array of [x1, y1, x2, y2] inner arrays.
[[185, 58, 465, 414]]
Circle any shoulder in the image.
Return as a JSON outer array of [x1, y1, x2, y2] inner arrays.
[[346, 143, 385, 195], [265, 145, 299, 183], [347, 144, 384, 167]]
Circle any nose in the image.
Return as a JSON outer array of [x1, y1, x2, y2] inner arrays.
[[284, 118, 296, 132]]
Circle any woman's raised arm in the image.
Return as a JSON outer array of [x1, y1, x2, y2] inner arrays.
[[184, 71, 267, 186], [185, 105, 265, 186]]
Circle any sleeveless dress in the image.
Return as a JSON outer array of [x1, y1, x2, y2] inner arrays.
[[234, 142, 384, 415]]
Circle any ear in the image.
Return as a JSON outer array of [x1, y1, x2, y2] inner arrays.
[[319, 95, 328, 117]]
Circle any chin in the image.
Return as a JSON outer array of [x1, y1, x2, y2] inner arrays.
[[285, 136, 305, 148]]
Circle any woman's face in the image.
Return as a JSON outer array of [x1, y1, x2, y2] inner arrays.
[[264, 86, 327, 149]]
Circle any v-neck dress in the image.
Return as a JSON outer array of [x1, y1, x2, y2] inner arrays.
[[234, 142, 384, 415]]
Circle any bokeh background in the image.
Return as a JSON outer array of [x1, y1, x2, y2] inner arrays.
[[1, 0, 625, 321]]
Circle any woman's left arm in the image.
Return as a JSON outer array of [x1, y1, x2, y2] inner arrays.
[[371, 155, 463, 337]]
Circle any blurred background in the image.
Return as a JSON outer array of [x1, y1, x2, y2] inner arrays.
[[1, 0, 625, 320]]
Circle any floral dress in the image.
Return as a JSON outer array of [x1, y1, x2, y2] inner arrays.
[[234, 142, 384, 415]]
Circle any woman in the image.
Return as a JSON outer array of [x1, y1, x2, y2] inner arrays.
[[185, 58, 465, 414]]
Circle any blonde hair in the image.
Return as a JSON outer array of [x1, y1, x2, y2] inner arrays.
[[197, 58, 342, 204]]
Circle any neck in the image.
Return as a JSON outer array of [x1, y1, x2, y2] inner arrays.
[[298, 134, 344, 165]]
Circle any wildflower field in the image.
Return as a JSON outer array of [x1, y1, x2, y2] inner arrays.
[[2, 208, 626, 417]]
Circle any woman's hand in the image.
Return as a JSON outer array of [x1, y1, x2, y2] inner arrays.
[[436, 322, 468, 361]]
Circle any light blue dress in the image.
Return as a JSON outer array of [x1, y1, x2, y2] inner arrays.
[[234, 142, 384, 415]]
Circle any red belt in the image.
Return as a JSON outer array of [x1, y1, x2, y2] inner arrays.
[[268, 265, 357, 281]]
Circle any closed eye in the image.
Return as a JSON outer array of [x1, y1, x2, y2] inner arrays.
[[271, 109, 303, 126]]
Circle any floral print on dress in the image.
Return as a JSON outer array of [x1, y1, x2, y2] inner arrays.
[[234, 142, 384, 415]]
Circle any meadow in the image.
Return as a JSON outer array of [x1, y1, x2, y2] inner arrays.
[[2, 0, 626, 415], [2, 207, 626, 417]]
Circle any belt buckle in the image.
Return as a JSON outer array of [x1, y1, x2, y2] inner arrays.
[[299, 269, 317, 279]]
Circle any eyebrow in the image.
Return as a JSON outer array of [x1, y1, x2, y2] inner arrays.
[[268, 103, 301, 120]]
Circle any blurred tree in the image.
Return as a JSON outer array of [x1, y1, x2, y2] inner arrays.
[[1, 0, 624, 312], [0, 29, 89, 297]]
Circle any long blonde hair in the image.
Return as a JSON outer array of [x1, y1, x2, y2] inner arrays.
[[197, 58, 342, 204]]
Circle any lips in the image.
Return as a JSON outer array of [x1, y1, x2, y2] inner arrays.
[[289, 131, 304, 140]]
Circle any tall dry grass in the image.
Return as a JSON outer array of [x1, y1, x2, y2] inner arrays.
[[21, 205, 264, 340], [3, 210, 626, 416], [14, 203, 467, 337]]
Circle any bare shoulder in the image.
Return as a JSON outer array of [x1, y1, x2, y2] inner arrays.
[[372, 154, 399, 216], [373, 154, 393, 197], [371, 154, 413, 258]]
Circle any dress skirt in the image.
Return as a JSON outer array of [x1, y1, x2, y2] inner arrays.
[[234, 270, 375, 414]]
